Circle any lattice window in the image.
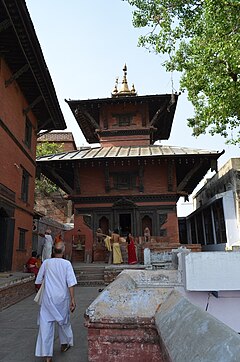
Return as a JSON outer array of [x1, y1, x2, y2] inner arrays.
[[113, 173, 137, 190], [112, 113, 135, 127]]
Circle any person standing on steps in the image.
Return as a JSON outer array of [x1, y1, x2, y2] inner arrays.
[[38, 229, 53, 261], [35, 241, 77, 362], [126, 233, 138, 265], [111, 229, 123, 264]]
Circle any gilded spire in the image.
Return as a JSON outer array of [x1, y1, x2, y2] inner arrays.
[[120, 64, 130, 93], [111, 64, 137, 97]]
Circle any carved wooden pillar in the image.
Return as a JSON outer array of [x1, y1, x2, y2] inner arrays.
[[139, 165, 144, 192], [167, 160, 174, 192], [105, 166, 110, 192], [75, 163, 81, 194]]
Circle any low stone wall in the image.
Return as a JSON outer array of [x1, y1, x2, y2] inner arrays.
[[86, 269, 240, 362], [0, 274, 35, 310], [85, 270, 180, 361], [156, 289, 240, 362], [143, 245, 201, 267], [103, 265, 147, 285], [103, 267, 120, 284]]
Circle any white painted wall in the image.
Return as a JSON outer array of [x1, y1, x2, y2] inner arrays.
[[182, 252, 240, 291], [223, 190, 240, 247]]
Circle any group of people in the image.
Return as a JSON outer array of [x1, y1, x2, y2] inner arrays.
[[99, 229, 138, 265], [27, 229, 77, 362], [26, 230, 64, 275]]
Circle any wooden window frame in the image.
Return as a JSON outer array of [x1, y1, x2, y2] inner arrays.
[[18, 228, 27, 250], [21, 167, 30, 202], [24, 116, 32, 149]]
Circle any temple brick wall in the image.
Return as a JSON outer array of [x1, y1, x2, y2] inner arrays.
[[77, 162, 174, 196]]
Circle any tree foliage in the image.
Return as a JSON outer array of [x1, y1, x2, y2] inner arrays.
[[36, 141, 63, 159], [125, 0, 240, 144], [35, 142, 63, 194]]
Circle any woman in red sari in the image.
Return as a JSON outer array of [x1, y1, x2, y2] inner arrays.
[[26, 251, 41, 291], [126, 233, 137, 265], [26, 251, 40, 277]]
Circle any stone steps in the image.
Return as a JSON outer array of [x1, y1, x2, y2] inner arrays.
[[74, 264, 105, 286], [77, 272, 104, 280], [76, 279, 105, 287]]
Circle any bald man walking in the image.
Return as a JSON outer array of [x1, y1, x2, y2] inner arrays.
[[35, 242, 77, 362]]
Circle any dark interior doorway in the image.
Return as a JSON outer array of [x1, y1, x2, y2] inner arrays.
[[0, 208, 15, 272], [119, 213, 131, 237], [142, 215, 152, 236], [99, 216, 109, 235]]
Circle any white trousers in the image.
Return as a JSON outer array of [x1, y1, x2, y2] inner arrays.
[[35, 315, 73, 357]]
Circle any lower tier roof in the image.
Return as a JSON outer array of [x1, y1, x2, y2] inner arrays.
[[36, 145, 224, 197]]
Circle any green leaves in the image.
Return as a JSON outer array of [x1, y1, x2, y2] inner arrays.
[[125, 0, 240, 144], [35, 142, 63, 195], [36, 141, 63, 158]]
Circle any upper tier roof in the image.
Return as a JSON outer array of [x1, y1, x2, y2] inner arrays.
[[66, 93, 178, 144]]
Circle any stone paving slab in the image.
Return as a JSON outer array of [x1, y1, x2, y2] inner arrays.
[[0, 286, 100, 362]]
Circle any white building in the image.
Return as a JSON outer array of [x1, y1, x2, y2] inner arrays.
[[185, 158, 240, 250]]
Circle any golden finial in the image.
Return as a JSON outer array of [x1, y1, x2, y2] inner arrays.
[[112, 77, 119, 95], [131, 83, 136, 94], [111, 64, 137, 97], [120, 64, 130, 93]]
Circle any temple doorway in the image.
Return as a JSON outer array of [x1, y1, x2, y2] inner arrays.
[[142, 215, 152, 236], [99, 216, 109, 235], [119, 213, 131, 237]]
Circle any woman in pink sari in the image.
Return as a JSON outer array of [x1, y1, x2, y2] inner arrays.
[[126, 233, 137, 265]]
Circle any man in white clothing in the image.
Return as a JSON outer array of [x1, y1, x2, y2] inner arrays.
[[38, 229, 53, 261], [35, 241, 77, 362]]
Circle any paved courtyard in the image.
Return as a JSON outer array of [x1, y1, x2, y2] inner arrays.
[[0, 286, 100, 362]]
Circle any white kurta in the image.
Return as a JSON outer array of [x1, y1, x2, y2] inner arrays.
[[41, 234, 53, 261], [35, 258, 77, 324], [35, 258, 77, 357]]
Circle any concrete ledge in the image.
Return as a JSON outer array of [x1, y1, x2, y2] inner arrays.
[[103, 264, 147, 284], [86, 270, 177, 324], [155, 289, 240, 362]]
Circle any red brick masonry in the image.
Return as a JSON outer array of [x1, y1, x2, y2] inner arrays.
[[86, 320, 169, 362]]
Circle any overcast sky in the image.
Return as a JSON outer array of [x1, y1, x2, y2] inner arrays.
[[26, 0, 239, 216]]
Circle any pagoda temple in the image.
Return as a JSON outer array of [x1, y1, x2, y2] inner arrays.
[[37, 65, 223, 262]]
